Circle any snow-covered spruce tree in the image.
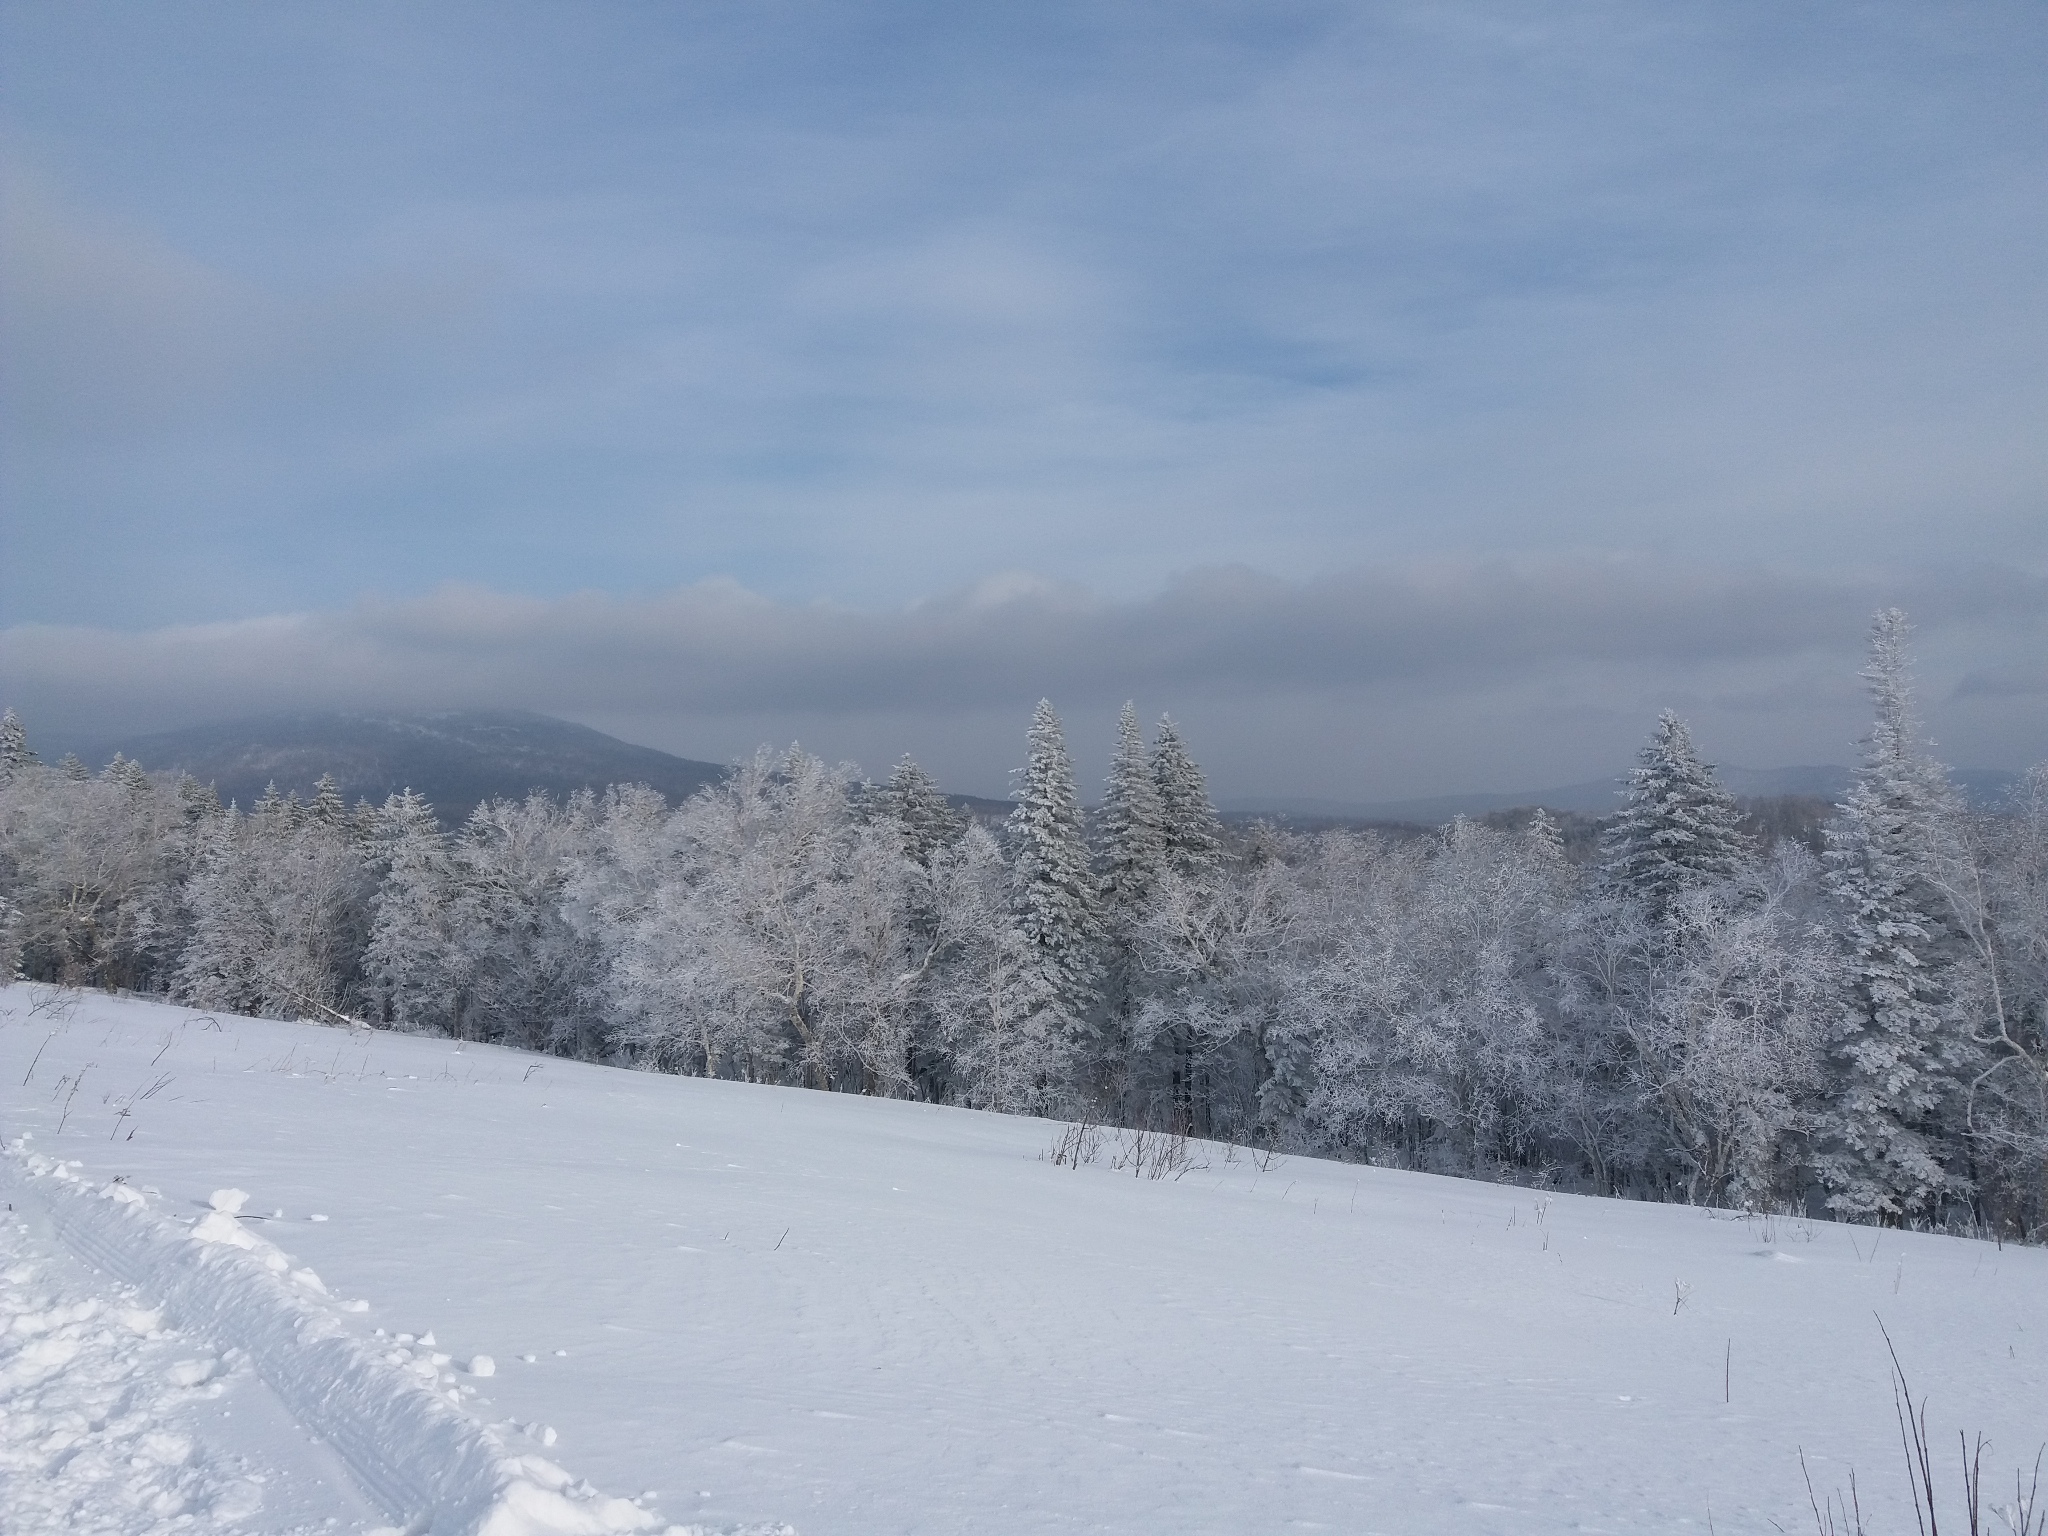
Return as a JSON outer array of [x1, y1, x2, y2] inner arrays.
[[308, 772, 349, 827], [0, 709, 37, 781], [1006, 701, 1098, 1100], [106, 753, 152, 800], [1152, 716, 1222, 877], [877, 755, 965, 868], [1099, 703, 1167, 921], [1815, 609, 1975, 1224], [1125, 714, 1231, 1123], [1094, 703, 1168, 1110], [1600, 711, 1750, 921], [863, 757, 965, 1096]]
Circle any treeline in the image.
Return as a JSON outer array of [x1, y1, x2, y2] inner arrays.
[[2, 609, 2043, 1236]]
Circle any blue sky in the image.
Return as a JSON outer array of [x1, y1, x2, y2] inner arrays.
[[2, 2, 2043, 797]]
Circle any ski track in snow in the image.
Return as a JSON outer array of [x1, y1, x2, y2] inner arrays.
[[1, 1136, 787, 1536], [0, 1206, 282, 1535], [2, 984, 2044, 1535]]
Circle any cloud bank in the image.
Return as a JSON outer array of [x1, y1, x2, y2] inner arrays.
[[6, 560, 2041, 801]]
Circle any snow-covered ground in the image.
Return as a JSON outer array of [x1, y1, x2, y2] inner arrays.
[[1, 985, 2040, 1535]]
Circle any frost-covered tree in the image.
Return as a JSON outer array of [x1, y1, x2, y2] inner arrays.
[[176, 774, 222, 823], [1152, 716, 1222, 877], [0, 754, 185, 988], [1128, 851, 1294, 1136], [1276, 820, 1569, 1174], [1572, 848, 1832, 1207], [362, 790, 462, 1033], [810, 815, 947, 1097], [1005, 701, 1098, 1092], [612, 747, 867, 1086], [106, 754, 152, 799], [1951, 764, 2048, 1232], [0, 710, 37, 780], [442, 793, 602, 1052], [1099, 703, 1167, 920], [1600, 712, 1750, 920], [927, 825, 1068, 1112], [1092, 703, 1171, 1109], [1815, 609, 1975, 1223], [876, 755, 964, 868], [308, 772, 349, 826], [176, 793, 376, 1023]]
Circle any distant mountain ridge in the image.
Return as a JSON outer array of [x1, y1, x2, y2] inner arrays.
[[1220, 764, 2021, 826], [65, 710, 2025, 831], [82, 710, 730, 825]]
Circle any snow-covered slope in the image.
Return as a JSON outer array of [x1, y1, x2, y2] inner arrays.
[[2, 986, 2041, 1535]]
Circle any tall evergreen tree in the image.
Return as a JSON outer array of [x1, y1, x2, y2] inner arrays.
[[1098, 702, 1167, 919], [1816, 609, 1973, 1223], [253, 781, 295, 825], [176, 773, 223, 823], [106, 753, 152, 798], [1600, 711, 1751, 919], [1007, 701, 1100, 1071], [0, 710, 38, 780], [1094, 703, 1169, 1111], [879, 755, 965, 867], [309, 772, 349, 826], [1151, 716, 1222, 876]]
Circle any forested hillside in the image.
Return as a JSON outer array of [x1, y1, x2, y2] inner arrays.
[[73, 709, 731, 825], [4, 610, 2043, 1238]]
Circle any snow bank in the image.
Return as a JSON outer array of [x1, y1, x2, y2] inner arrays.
[[3, 1141, 769, 1536]]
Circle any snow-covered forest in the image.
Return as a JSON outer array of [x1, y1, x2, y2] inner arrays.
[[4, 610, 2044, 1237]]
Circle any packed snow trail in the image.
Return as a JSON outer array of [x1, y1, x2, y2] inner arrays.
[[0, 1186, 385, 1533], [1, 1142, 769, 1536], [2, 986, 2044, 1534]]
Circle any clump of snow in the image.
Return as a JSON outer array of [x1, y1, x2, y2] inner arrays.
[[207, 1188, 248, 1215], [190, 1208, 264, 1250], [471, 1354, 497, 1377]]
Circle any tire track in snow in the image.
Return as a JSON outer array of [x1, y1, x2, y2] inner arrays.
[[5, 1141, 794, 1536]]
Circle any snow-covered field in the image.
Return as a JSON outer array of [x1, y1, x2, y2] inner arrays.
[[1, 985, 2040, 1535]]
